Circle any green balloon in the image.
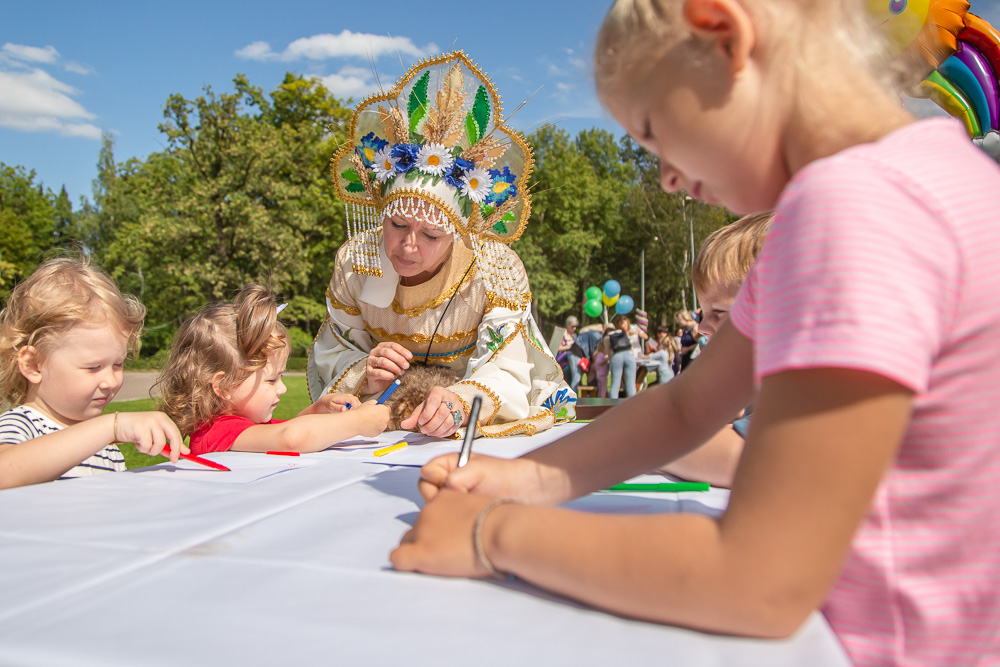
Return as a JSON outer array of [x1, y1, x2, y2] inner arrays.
[[585, 286, 602, 302], [584, 299, 603, 317]]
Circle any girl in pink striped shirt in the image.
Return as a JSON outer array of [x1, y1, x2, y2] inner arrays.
[[392, 1, 1000, 664]]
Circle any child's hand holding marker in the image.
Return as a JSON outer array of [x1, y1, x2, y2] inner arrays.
[[298, 393, 359, 416]]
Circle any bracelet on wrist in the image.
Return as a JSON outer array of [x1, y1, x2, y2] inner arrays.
[[472, 498, 517, 581]]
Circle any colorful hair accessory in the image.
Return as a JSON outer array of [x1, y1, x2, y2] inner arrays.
[[331, 51, 534, 301]]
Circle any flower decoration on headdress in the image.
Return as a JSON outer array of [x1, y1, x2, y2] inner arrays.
[[332, 51, 534, 289]]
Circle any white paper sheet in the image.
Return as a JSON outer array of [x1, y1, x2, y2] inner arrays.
[[314, 422, 589, 466], [132, 451, 318, 483]]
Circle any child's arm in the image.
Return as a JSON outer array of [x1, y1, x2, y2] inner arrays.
[[0, 411, 186, 489], [656, 423, 744, 488], [230, 403, 390, 454], [297, 393, 360, 417], [393, 333, 913, 637]]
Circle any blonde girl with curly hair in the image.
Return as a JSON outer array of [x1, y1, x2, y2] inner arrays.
[[157, 284, 389, 455], [0, 257, 184, 489]]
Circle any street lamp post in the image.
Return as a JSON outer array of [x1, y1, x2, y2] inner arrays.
[[684, 195, 697, 311]]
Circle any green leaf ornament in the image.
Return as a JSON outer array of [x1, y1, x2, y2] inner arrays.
[[472, 85, 490, 137], [343, 168, 361, 183], [408, 71, 430, 132], [465, 111, 479, 146]]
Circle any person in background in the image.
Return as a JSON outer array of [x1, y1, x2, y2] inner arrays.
[[557, 316, 582, 392], [608, 314, 638, 399], [647, 325, 678, 385]]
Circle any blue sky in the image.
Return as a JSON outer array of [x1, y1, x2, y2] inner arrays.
[[3, 1, 1000, 206], [1, 0, 619, 204]]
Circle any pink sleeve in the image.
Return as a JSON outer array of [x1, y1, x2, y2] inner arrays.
[[730, 157, 960, 392]]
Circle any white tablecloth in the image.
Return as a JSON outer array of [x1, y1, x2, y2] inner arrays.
[[0, 425, 851, 666]]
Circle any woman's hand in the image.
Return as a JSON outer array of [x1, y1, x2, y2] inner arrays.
[[400, 386, 465, 438], [362, 342, 412, 395]]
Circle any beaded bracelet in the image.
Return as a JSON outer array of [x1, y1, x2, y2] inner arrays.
[[472, 498, 517, 580], [111, 411, 120, 444]]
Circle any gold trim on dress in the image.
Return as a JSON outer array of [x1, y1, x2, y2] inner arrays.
[[414, 346, 476, 364], [484, 290, 532, 314], [391, 259, 477, 317], [326, 288, 362, 317], [365, 324, 478, 345], [454, 380, 501, 423], [331, 358, 366, 395], [480, 410, 554, 438]]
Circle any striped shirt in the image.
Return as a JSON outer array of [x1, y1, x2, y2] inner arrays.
[[0, 405, 126, 478], [731, 118, 1000, 666]]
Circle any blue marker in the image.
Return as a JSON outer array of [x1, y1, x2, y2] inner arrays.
[[376, 378, 402, 405]]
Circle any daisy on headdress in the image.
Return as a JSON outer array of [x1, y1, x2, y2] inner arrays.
[[371, 146, 396, 183], [417, 143, 454, 176], [462, 166, 492, 203]]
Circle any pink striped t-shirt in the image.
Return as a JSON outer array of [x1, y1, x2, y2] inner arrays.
[[730, 118, 1000, 666]]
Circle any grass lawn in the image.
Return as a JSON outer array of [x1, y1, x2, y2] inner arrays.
[[104, 375, 314, 469]]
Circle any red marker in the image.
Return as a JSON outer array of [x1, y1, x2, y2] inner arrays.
[[265, 451, 300, 456], [161, 444, 231, 472]]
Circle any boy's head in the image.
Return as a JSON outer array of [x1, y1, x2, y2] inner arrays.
[[692, 211, 773, 336], [0, 257, 145, 408]]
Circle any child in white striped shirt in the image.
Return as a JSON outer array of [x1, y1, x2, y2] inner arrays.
[[0, 257, 184, 488]]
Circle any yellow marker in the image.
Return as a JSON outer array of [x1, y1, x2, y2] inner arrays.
[[373, 441, 408, 457]]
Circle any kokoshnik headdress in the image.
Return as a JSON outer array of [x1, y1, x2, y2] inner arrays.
[[331, 51, 534, 304]]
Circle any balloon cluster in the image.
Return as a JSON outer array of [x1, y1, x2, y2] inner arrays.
[[584, 280, 634, 318]]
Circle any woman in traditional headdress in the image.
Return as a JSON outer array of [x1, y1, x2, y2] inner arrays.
[[308, 52, 576, 439]]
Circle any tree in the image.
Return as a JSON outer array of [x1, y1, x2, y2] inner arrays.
[[0, 164, 83, 301], [99, 74, 353, 348]]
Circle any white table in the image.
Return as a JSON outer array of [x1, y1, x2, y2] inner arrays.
[[0, 426, 851, 666]]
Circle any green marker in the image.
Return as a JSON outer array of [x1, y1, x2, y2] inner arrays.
[[606, 482, 710, 493]]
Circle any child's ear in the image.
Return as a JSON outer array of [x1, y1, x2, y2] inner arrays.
[[16, 346, 43, 385], [210, 371, 229, 401], [683, 0, 755, 73]]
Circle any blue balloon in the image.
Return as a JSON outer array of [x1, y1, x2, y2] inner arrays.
[[614, 294, 634, 315], [602, 279, 621, 298]]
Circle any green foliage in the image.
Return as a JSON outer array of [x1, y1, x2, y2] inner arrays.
[[94, 73, 348, 348], [0, 164, 86, 301], [5, 70, 741, 359]]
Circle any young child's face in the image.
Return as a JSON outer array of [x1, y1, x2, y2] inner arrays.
[[604, 47, 787, 215], [229, 348, 289, 424], [696, 282, 742, 337], [25, 322, 127, 426]]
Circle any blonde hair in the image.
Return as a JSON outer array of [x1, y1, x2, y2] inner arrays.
[[594, 0, 919, 118], [692, 211, 773, 295], [0, 257, 145, 408], [156, 284, 289, 436]]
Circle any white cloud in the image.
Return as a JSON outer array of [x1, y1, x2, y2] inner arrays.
[[2, 43, 59, 64], [0, 68, 101, 139], [236, 30, 437, 62], [234, 40, 274, 60], [319, 66, 381, 100]]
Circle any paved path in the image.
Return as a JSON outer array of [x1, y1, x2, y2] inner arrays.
[[112, 371, 308, 403], [112, 372, 160, 403]]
